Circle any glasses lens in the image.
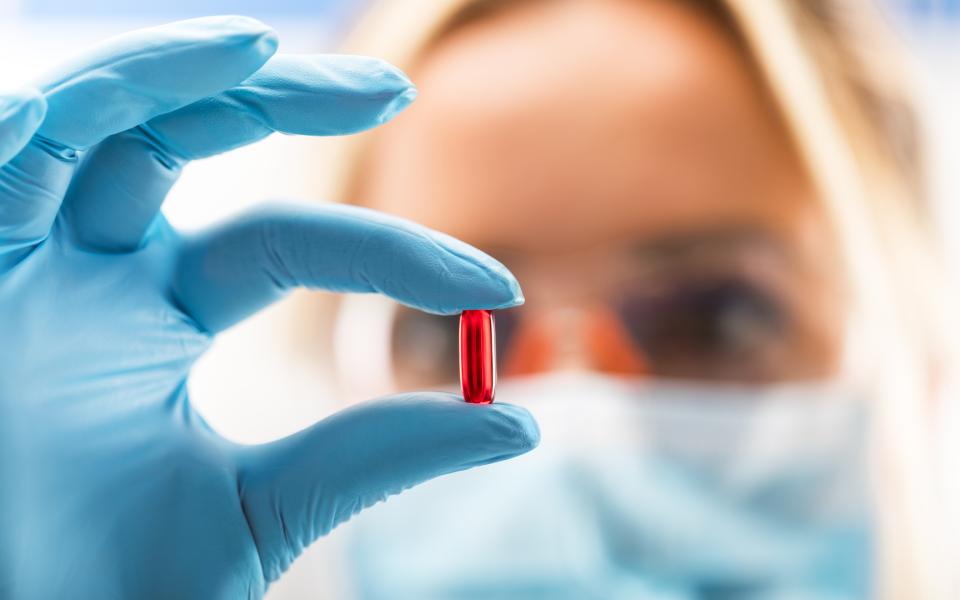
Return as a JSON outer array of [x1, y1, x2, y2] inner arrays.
[[616, 275, 789, 382], [389, 276, 792, 386]]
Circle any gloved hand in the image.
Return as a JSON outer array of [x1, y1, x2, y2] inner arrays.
[[0, 17, 538, 599]]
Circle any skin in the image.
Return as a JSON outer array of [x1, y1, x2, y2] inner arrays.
[[352, 0, 848, 386]]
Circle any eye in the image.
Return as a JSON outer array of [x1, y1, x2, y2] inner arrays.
[[617, 277, 789, 382]]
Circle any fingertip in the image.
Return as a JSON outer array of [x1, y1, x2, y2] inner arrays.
[[496, 271, 525, 309], [255, 28, 280, 59], [488, 403, 542, 454], [170, 15, 279, 57], [369, 58, 417, 123], [377, 85, 417, 125], [366, 56, 415, 92], [327, 55, 418, 129], [424, 230, 525, 313], [204, 14, 276, 37], [391, 392, 539, 454], [470, 251, 524, 310], [213, 15, 279, 61]]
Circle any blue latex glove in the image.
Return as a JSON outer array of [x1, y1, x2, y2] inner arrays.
[[0, 17, 538, 599]]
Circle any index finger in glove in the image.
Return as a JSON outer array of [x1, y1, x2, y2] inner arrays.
[[172, 202, 525, 333]]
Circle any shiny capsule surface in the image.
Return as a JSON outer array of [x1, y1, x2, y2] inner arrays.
[[459, 309, 496, 404]]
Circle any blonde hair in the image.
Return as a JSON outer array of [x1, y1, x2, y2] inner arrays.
[[321, 1, 957, 596]]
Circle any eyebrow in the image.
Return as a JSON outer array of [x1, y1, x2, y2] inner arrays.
[[630, 228, 793, 263], [478, 227, 794, 269]]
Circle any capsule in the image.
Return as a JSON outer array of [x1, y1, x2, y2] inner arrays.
[[460, 309, 496, 404]]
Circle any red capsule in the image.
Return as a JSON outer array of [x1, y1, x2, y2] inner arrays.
[[460, 309, 496, 404]]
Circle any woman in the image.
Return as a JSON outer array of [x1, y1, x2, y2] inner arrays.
[[299, 0, 955, 597]]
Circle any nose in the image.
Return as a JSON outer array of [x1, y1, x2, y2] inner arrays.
[[500, 304, 650, 377]]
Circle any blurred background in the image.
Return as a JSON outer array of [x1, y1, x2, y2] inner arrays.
[[0, 0, 956, 435], [1, 0, 958, 597]]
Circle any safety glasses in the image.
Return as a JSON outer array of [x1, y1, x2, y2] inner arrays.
[[334, 233, 844, 394], [390, 269, 828, 387]]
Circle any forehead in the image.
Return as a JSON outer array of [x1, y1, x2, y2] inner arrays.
[[359, 0, 818, 255]]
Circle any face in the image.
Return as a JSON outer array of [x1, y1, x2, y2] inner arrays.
[[352, 0, 848, 389]]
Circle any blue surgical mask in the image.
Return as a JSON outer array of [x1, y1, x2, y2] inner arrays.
[[341, 372, 873, 599]]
